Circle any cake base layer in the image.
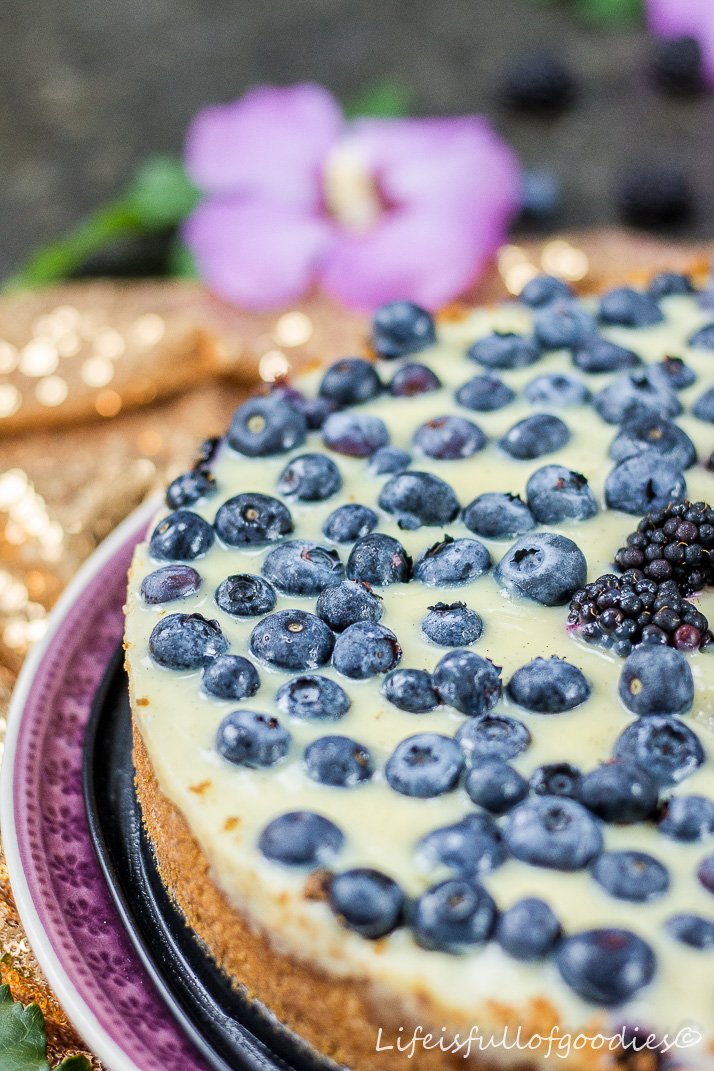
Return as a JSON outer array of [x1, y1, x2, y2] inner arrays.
[[134, 719, 660, 1071]]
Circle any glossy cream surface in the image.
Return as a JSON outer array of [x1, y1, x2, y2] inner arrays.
[[125, 293, 714, 1066]]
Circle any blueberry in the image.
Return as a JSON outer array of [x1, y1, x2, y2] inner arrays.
[[367, 446, 412, 476], [413, 537, 491, 586], [148, 613, 227, 670], [347, 533, 411, 585], [166, 469, 216, 509], [385, 733, 464, 798], [689, 322, 714, 349], [618, 645, 694, 717], [504, 797, 603, 870], [413, 415, 487, 460], [610, 415, 696, 471], [250, 610, 334, 671], [421, 602, 484, 647], [323, 411, 389, 458], [499, 414, 570, 460], [613, 716, 704, 787], [525, 372, 590, 408], [215, 573, 276, 617], [580, 761, 659, 823], [202, 655, 260, 700], [316, 580, 383, 633], [258, 811, 344, 867], [141, 564, 202, 603], [272, 385, 337, 430], [468, 332, 541, 370], [501, 49, 577, 112], [389, 363, 441, 397], [304, 735, 373, 787], [456, 374, 515, 412], [665, 914, 714, 950], [495, 532, 587, 606], [262, 540, 344, 596], [383, 668, 439, 712], [276, 453, 342, 502], [433, 650, 502, 716], [659, 795, 714, 842], [599, 287, 664, 328], [699, 854, 714, 895], [328, 869, 404, 938], [322, 503, 378, 543], [275, 674, 350, 721], [507, 657, 590, 713], [572, 336, 641, 374], [693, 385, 714, 422], [462, 493, 535, 540], [496, 898, 562, 960], [319, 357, 381, 406], [556, 930, 656, 1005], [605, 453, 687, 515], [647, 271, 695, 299], [332, 621, 401, 679], [378, 472, 459, 530], [456, 714, 531, 764], [214, 493, 293, 547], [530, 762, 582, 800], [228, 396, 307, 457], [192, 436, 221, 469], [465, 761, 528, 814], [411, 878, 496, 952], [652, 34, 705, 93], [149, 510, 215, 561], [594, 372, 680, 425], [519, 169, 561, 223], [592, 851, 669, 902], [415, 814, 506, 876], [371, 301, 436, 360], [647, 356, 696, 391], [520, 275, 572, 308], [526, 465, 598, 524], [533, 300, 596, 350], [216, 709, 290, 767]]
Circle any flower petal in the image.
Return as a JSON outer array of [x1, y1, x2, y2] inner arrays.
[[318, 205, 493, 311], [183, 198, 333, 308], [318, 118, 520, 310], [185, 83, 343, 207], [647, 0, 714, 85]]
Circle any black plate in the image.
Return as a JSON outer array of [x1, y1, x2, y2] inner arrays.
[[83, 645, 338, 1071]]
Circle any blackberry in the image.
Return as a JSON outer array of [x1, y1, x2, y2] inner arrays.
[[651, 36, 704, 96], [500, 50, 576, 112], [615, 164, 693, 228], [614, 501, 714, 596], [568, 571, 711, 656]]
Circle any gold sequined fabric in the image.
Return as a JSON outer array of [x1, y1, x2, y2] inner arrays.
[[0, 230, 710, 1067]]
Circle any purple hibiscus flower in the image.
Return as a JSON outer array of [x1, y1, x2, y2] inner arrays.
[[647, 0, 714, 86], [183, 83, 520, 311]]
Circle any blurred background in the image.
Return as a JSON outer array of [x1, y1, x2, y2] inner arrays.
[[2, 0, 714, 282]]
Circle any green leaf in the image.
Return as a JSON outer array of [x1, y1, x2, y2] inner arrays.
[[167, 238, 200, 279], [0, 986, 91, 1071], [573, 0, 643, 24], [345, 79, 413, 119], [126, 155, 200, 228]]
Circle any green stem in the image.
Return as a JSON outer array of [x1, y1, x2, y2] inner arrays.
[[3, 199, 144, 291]]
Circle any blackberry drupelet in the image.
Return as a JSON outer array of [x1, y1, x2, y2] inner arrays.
[[614, 501, 714, 596], [568, 571, 711, 656]]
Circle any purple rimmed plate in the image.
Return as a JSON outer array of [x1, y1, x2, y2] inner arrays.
[[1, 499, 210, 1071]]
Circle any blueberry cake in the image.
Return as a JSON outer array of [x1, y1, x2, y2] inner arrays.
[[125, 277, 714, 1070]]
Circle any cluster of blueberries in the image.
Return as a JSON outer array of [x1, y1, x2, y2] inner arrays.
[[141, 284, 714, 1008]]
